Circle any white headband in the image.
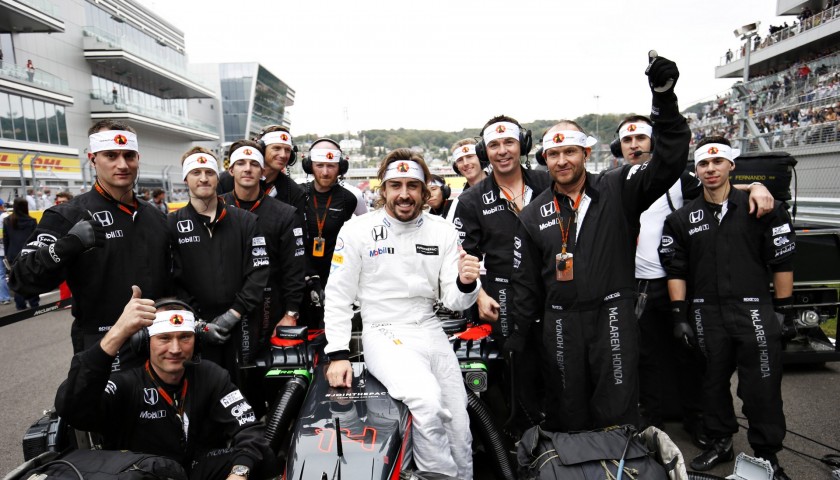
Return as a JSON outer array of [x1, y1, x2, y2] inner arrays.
[[619, 122, 653, 140], [383, 160, 425, 182], [262, 131, 292, 146], [147, 310, 196, 337], [430, 178, 446, 187], [230, 146, 264, 168], [694, 143, 740, 165], [182, 152, 219, 180], [89, 130, 139, 153], [452, 144, 476, 162], [542, 130, 598, 150], [482, 122, 520, 144], [309, 149, 341, 163]]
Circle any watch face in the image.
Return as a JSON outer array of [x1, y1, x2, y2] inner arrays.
[[231, 465, 249, 477]]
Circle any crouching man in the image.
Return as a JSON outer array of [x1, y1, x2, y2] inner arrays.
[[324, 149, 481, 479], [55, 286, 277, 480]]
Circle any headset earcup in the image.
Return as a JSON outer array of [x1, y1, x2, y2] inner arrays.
[[302, 156, 313, 175], [339, 158, 349, 176], [520, 129, 533, 158], [442, 184, 451, 200], [475, 139, 488, 165], [452, 162, 462, 176], [129, 327, 150, 358], [535, 147, 546, 166], [287, 145, 298, 167], [610, 138, 623, 158]]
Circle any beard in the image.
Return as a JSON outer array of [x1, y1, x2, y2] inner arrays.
[[386, 195, 423, 222]]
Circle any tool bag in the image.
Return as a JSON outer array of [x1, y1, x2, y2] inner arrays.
[[21, 449, 187, 480]]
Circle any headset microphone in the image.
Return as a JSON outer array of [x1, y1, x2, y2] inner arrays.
[[631, 151, 652, 158]]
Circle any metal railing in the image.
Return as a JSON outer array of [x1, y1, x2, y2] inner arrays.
[[738, 119, 840, 154], [0, 62, 70, 94], [15, 0, 59, 18], [90, 89, 218, 134], [82, 26, 210, 89]]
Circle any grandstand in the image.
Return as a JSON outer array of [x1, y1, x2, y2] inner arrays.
[[684, 0, 840, 224]]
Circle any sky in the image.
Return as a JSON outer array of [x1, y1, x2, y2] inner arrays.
[[142, 0, 790, 136]]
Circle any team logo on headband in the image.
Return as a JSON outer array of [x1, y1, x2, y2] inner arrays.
[[496, 125, 506, 134], [553, 133, 564, 144], [627, 124, 637, 132], [113, 134, 128, 146], [169, 314, 184, 326], [707, 146, 719, 155], [280, 133, 289, 141], [326, 152, 335, 160], [396, 162, 409, 173], [197, 156, 207, 164], [243, 148, 252, 155], [462, 146, 470, 153]]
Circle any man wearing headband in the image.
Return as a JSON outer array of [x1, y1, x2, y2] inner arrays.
[[323, 148, 480, 479], [444, 138, 486, 222], [619, 115, 775, 441], [301, 139, 358, 328], [510, 53, 689, 432], [221, 139, 305, 410], [427, 174, 452, 217], [169, 147, 269, 382], [10, 120, 171, 364], [659, 136, 794, 479], [451, 115, 551, 433], [56, 286, 277, 480]]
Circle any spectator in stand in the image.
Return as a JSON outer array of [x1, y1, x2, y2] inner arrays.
[[725, 49, 733, 63], [4, 199, 39, 310], [25, 188, 37, 211], [26, 59, 34, 82]]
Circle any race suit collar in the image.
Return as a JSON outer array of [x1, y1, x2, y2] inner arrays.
[[382, 210, 424, 232]]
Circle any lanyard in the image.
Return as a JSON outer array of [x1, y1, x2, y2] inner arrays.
[[313, 193, 333, 237], [500, 182, 526, 214], [94, 181, 137, 217], [233, 193, 263, 212], [553, 190, 584, 255], [144, 360, 188, 417]]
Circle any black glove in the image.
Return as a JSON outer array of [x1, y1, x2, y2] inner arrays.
[[200, 320, 230, 345], [52, 219, 106, 262], [773, 296, 797, 340], [670, 300, 696, 348], [306, 275, 324, 308], [645, 50, 680, 120]]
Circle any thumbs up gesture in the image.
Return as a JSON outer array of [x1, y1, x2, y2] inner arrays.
[[116, 285, 156, 335]]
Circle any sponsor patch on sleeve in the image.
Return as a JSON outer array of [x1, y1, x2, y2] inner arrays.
[[293, 228, 303, 237], [772, 224, 791, 236], [332, 253, 344, 265], [252, 236, 266, 246], [220, 390, 244, 408]]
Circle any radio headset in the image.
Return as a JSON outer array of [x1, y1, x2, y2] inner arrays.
[[302, 138, 349, 176]]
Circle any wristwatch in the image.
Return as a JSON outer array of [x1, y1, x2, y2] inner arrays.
[[286, 310, 300, 320], [229, 465, 250, 479]]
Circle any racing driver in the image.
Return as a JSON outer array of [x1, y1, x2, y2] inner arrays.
[[323, 148, 481, 479]]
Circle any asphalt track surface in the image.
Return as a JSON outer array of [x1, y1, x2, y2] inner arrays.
[[1, 301, 838, 479]]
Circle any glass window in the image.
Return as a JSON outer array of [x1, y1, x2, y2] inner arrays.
[[9, 95, 24, 141], [55, 105, 67, 145], [35, 100, 48, 143], [21, 97, 36, 142], [0, 93, 12, 139], [45, 103, 58, 143]]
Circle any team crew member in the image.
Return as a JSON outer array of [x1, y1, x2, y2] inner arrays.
[[221, 140, 305, 337], [659, 137, 794, 479], [620, 116, 774, 438], [301, 139, 358, 328], [324, 149, 480, 479], [509, 54, 689, 431], [427, 175, 453, 217], [169, 147, 269, 379], [55, 287, 276, 480], [10, 120, 170, 363], [445, 139, 487, 222]]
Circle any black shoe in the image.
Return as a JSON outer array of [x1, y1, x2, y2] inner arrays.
[[690, 437, 734, 471], [683, 417, 711, 449], [758, 455, 791, 480]]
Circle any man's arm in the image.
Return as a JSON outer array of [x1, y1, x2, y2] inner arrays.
[[273, 213, 306, 327], [508, 222, 546, 352], [207, 371, 270, 474], [733, 182, 774, 217], [660, 216, 696, 347], [55, 286, 154, 431], [230, 216, 270, 317], [451, 193, 498, 320], [323, 223, 362, 388], [438, 224, 480, 312]]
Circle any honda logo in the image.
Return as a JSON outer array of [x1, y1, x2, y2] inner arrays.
[[482, 190, 497, 205], [177, 220, 194, 233], [371, 225, 387, 241], [92, 211, 114, 227], [689, 209, 704, 224], [143, 388, 159, 405], [540, 202, 555, 218]]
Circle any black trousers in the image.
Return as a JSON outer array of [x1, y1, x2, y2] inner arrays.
[[636, 278, 705, 426], [694, 300, 786, 457]]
